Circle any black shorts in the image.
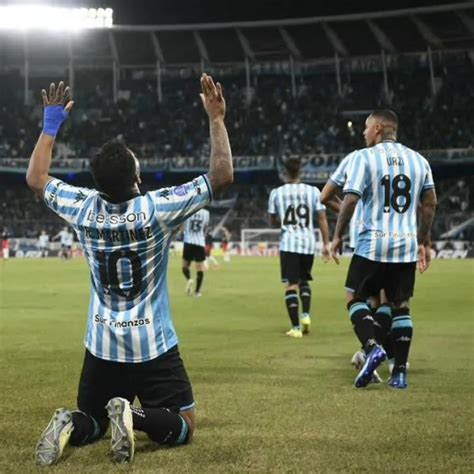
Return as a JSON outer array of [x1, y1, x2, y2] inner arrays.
[[345, 254, 416, 303], [280, 251, 314, 285], [77, 345, 195, 422], [183, 243, 205, 262]]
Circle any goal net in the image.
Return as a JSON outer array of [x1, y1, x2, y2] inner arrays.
[[240, 228, 323, 256]]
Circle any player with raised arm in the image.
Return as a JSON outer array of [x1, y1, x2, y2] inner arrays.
[[182, 208, 210, 297], [27, 75, 232, 465], [268, 158, 331, 338], [332, 110, 436, 389]]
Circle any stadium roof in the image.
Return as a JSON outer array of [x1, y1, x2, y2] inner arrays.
[[0, 2, 473, 67], [55, 0, 472, 25]]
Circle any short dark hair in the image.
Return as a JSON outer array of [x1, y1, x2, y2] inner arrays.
[[284, 157, 302, 179], [90, 141, 137, 198], [370, 109, 398, 130]]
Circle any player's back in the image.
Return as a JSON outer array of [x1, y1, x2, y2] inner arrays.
[[183, 208, 209, 247], [43, 175, 212, 362], [78, 193, 168, 309], [268, 183, 325, 255], [345, 141, 434, 263]]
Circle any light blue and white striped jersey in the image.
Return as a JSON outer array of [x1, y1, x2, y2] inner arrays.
[[330, 152, 363, 248], [344, 141, 435, 263], [183, 208, 210, 247], [43, 175, 212, 363], [268, 183, 326, 255]]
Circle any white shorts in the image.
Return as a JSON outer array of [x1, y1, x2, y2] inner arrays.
[[2, 248, 10, 259]]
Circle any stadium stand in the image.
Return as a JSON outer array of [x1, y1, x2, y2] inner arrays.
[[0, 3, 473, 244]]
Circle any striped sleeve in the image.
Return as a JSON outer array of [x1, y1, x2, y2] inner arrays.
[[343, 152, 367, 197], [268, 189, 277, 214], [149, 174, 212, 229], [43, 178, 95, 225], [313, 186, 326, 212], [330, 152, 354, 188], [421, 156, 435, 192]]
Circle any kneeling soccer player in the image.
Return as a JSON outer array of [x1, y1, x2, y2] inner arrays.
[[28, 75, 232, 465]]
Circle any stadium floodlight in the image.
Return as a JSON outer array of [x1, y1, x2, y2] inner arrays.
[[0, 5, 113, 30]]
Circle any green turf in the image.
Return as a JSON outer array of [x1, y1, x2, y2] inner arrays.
[[0, 256, 473, 473]]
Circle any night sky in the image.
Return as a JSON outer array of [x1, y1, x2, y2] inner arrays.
[[1, 0, 468, 25]]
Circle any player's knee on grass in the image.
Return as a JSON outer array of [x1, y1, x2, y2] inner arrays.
[[69, 411, 108, 446], [131, 407, 194, 446]]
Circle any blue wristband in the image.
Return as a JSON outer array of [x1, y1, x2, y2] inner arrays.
[[43, 105, 69, 138]]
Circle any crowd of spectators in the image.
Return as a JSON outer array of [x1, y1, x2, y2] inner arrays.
[[1, 54, 473, 240], [2, 178, 472, 242], [1, 54, 473, 161]]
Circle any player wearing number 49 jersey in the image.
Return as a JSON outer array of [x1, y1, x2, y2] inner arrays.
[[182, 208, 210, 297], [268, 158, 332, 338], [332, 110, 437, 389], [27, 75, 232, 466]]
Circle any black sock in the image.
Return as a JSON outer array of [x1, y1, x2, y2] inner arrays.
[[131, 406, 190, 446], [373, 304, 392, 354], [69, 411, 108, 446], [285, 289, 300, 328], [348, 300, 376, 354], [391, 308, 413, 374], [196, 271, 204, 293], [299, 282, 311, 315], [182, 267, 191, 280]]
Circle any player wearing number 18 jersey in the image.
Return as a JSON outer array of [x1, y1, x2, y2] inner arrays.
[[333, 110, 437, 389], [182, 208, 210, 296], [268, 158, 331, 338], [28, 75, 232, 465]]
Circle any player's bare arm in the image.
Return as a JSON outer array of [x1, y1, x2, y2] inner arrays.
[[332, 192, 360, 263], [200, 73, 233, 194], [316, 210, 332, 262], [320, 181, 343, 213], [26, 82, 74, 197], [417, 188, 437, 273]]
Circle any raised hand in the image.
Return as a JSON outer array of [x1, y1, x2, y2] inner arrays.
[[41, 81, 74, 138], [41, 81, 74, 112], [200, 73, 225, 121]]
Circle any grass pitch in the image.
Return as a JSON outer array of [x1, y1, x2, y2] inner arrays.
[[0, 256, 473, 473]]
